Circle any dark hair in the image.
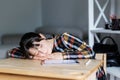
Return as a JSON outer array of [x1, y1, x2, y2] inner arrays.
[[19, 32, 42, 59]]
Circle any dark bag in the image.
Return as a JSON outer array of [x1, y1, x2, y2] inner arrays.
[[93, 36, 120, 67]]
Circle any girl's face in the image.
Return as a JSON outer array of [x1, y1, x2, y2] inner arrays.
[[28, 40, 52, 57]]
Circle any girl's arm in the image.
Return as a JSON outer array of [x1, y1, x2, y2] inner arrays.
[[33, 52, 64, 60], [62, 33, 95, 59]]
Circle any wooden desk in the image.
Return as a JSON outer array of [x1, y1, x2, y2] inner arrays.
[[0, 58, 103, 80]]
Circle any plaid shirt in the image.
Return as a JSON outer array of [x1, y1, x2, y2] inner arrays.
[[52, 33, 95, 59]]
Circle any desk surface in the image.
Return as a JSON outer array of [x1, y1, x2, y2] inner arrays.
[[0, 58, 103, 80]]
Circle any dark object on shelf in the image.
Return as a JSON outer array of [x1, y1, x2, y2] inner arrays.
[[105, 23, 112, 29], [111, 19, 120, 30], [93, 36, 120, 67], [105, 19, 120, 30]]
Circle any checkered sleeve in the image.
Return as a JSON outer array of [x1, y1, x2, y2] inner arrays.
[[62, 33, 95, 59], [7, 47, 25, 59], [96, 66, 107, 80]]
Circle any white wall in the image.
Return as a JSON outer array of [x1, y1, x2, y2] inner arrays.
[[42, 0, 88, 33], [0, 0, 88, 40], [0, 0, 42, 35], [116, 0, 120, 18]]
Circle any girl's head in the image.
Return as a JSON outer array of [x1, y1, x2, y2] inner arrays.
[[19, 32, 53, 59], [19, 32, 43, 59]]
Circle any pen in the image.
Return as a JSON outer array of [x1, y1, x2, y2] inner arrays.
[[40, 60, 45, 65], [85, 59, 91, 66]]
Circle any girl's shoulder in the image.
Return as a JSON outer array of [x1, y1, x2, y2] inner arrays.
[[54, 32, 73, 40]]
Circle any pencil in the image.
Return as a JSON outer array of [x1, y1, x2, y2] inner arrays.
[[85, 59, 91, 66], [40, 60, 45, 65]]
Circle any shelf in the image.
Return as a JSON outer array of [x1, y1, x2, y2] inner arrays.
[[88, 0, 117, 46], [90, 28, 120, 34]]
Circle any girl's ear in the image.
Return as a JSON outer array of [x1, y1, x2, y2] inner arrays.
[[39, 33, 46, 39]]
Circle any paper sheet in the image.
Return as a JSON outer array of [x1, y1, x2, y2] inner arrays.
[[44, 60, 79, 64]]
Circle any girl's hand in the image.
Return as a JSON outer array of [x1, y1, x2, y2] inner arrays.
[[33, 54, 49, 60], [48, 52, 63, 60], [32, 52, 63, 60]]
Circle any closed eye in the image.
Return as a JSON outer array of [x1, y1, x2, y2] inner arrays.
[[34, 44, 40, 47]]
